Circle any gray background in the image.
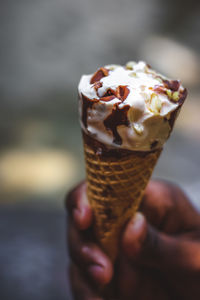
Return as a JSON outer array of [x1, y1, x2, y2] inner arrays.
[[0, 0, 200, 299]]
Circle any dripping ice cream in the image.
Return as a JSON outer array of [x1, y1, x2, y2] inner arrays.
[[78, 61, 187, 151]]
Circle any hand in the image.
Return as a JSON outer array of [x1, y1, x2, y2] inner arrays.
[[66, 182, 113, 299], [66, 180, 200, 300]]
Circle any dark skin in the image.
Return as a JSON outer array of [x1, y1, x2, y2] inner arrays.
[[66, 180, 200, 300]]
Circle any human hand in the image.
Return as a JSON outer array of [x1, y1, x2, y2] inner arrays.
[[66, 180, 200, 299]]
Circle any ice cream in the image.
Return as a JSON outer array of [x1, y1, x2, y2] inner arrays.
[[78, 61, 187, 262], [78, 61, 187, 152]]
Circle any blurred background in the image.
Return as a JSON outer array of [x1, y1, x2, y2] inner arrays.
[[0, 0, 200, 299]]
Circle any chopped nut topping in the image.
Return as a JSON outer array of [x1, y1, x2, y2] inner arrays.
[[100, 88, 116, 102], [144, 65, 150, 73], [100, 86, 130, 102], [100, 95, 116, 102], [163, 80, 180, 91], [153, 85, 165, 94], [172, 91, 180, 102], [93, 81, 102, 92], [126, 61, 136, 70], [166, 89, 172, 98], [153, 82, 181, 104], [115, 86, 130, 102], [90, 67, 109, 84], [129, 72, 137, 77], [133, 123, 144, 135], [105, 64, 120, 70], [149, 94, 162, 114]]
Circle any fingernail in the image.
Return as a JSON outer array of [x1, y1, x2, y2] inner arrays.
[[81, 246, 91, 256], [73, 207, 86, 229], [73, 207, 82, 221], [82, 246, 104, 275], [88, 264, 104, 279], [131, 212, 144, 230]]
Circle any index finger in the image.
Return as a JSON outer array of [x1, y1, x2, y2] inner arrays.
[[140, 179, 200, 233], [66, 181, 93, 230]]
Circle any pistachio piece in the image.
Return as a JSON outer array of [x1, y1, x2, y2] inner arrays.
[[144, 65, 150, 73], [133, 123, 144, 136], [126, 61, 136, 70], [129, 72, 137, 77], [166, 89, 172, 98], [149, 94, 162, 114], [105, 64, 120, 71], [172, 91, 180, 102]]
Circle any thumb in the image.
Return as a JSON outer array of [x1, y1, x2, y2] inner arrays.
[[122, 212, 200, 272], [122, 212, 157, 266]]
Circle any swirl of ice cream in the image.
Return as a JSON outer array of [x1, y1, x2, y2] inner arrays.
[[78, 61, 187, 151]]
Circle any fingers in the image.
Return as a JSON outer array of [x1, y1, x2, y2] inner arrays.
[[82, 245, 113, 286], [122, 213, 149, 260], [68, 218, 113, 286], [122, 212, 200, 273], [140, 180, 173, 229], [69, 263, 103, 300], [66, 181, 93, 230], [141, 180, 200, 233], [66, 182, 113, 286]]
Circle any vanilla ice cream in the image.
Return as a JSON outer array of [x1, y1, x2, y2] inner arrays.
[[78, 61, 187, 151]]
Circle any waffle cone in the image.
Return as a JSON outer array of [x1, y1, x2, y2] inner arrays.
[[83, 132, 162, 261]]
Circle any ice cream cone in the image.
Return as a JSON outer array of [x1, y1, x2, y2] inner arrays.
[[83, 132, 162, 261], [78, 61, 187, 262]]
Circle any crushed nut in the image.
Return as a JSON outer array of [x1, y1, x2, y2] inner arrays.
[[105, 64, 120, 70], [115, 85, 130, 102], [166, 89, 172, 98], [126, 61, 136, 70], [90, 68, 109, 84], [149, 94, 162, 114], [153, 85, 165, 94], [172, 91, 180, 101], [133, 123, 144, 136], [163, 80, 180, 91], [129, 72, 137, 77], [144, 65, 150, 73]]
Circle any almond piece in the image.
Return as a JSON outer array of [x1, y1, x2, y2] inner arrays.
[[126, 61, 136, 70], [133, 123, 144, 136], [149, 94, 162, 114], [105, 64, 120, 70], [129, 72, 137, 77]]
